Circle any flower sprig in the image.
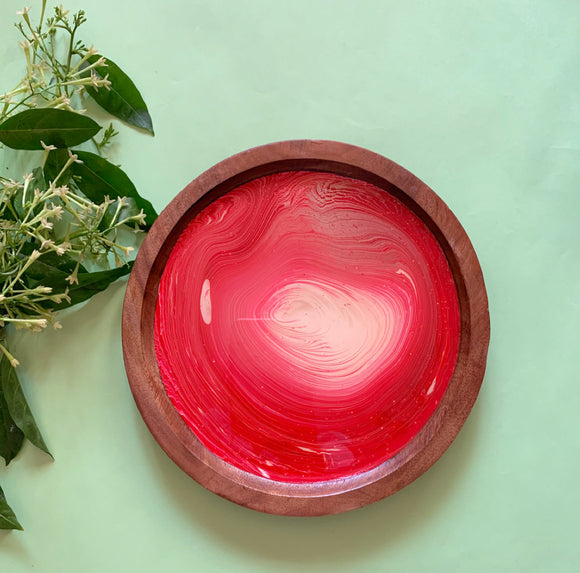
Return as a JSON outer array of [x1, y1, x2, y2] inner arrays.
[[1, 3, 111, 122], [0, 152, 145, 357], [0, 2, 157, 531]]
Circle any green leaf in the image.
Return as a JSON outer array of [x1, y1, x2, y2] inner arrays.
[[44, 148, 72, 185], [31, 166, 48, 193], [83, 55, 154, 134], [0, 356, 51, 458], [41, 261, 134, 310], [0, 109, 101, 150], [0, 485, 23, 531], [18, 243, 86, 294], [21, 249, 132, 312], [0, 387, 25, 465], [72, 150, 157, 229], [20, 238, 84, 277], [24, 252, 80, 284]]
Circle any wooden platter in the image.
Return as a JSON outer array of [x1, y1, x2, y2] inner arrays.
[[122, 140, 490, 516]]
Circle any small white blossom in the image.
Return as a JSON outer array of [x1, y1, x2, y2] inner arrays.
[[90, 70, 100, 90], [65, 273, 78, 285], [18, 40, 32, 56], [40, 140, 57, 152], [67, 150, 82, 164], [55, 241, 71, 256], [29, 249, 41, 262], [53, 185, 69, 197], [135, 210, 147, 226]]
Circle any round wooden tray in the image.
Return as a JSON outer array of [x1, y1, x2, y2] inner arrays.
[[122, 140, 490, 516]]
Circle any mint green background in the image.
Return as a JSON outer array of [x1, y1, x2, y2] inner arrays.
[[1, 1, 579, 571]]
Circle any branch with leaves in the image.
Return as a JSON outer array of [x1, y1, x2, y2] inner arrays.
[[0, 2, 157, 530]]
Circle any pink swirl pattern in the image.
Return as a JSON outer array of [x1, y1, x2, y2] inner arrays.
[[154, 171, 460, 483]]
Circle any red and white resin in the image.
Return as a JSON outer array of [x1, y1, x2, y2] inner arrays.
[[154, 171, 460, 483]]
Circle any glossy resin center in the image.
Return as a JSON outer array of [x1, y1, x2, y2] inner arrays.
[[154, 171, 460, 483]]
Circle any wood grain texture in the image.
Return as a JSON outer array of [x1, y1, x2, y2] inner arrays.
[[122, 140, 490, 516]]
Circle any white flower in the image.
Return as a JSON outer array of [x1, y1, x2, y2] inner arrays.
[[40, 140, 57, 152], [53, 185, 69, 197], [135, 209, 147, 226], [40, 218, 53, 230], [55, 241, 71, 256], [40, 239, 55, 250], [67, 150, 82, 164], [16, 7, 30, 16], [90, 70, 100, 90], [29, 249, 41, 262]]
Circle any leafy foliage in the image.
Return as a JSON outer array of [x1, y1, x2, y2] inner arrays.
[[0, 1, 157, 529], [82, 54, 154, 134], [0, 485, 23, 530], [0, 109, 101, 150]]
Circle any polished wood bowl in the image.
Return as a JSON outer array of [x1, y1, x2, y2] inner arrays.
[[122, 140, 490, 516]]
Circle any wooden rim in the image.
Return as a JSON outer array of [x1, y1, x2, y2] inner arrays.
[[122, 140, 490, 516]]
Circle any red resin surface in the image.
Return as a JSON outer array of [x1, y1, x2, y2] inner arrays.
[[154, 171, 460, 483]]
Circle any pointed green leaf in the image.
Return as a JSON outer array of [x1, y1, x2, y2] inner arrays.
[[44, 148, 72, 185], [0, 387, 25, 465], [40, 261, 134, 310], [23, 252, 81, 285], [83, 55, 154, 134], [0, 485, 23, 530], [0, 109, 101, 150], [72, 150, 157, 229], [0, 356, 51, 458], [31, 166, 48, 193]]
